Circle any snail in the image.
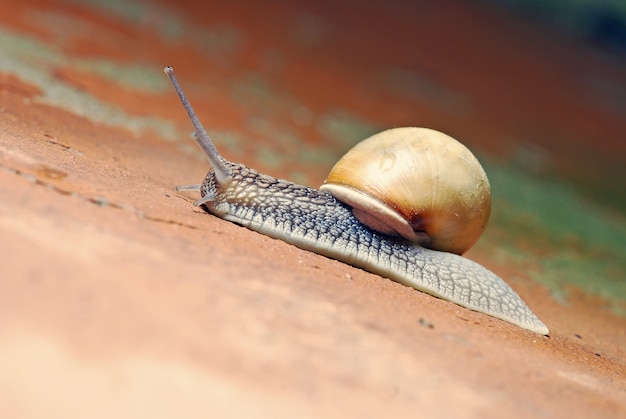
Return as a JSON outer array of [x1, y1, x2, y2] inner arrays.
[[165, 66, 549, 335]]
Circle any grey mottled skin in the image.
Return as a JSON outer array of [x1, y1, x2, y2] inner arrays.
[[199, 163, 549, 335]]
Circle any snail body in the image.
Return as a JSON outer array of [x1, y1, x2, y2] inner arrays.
[[165, 67, 548, 335]]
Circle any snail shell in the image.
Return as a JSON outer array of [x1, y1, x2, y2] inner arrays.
[[321, 127, 491, 255]]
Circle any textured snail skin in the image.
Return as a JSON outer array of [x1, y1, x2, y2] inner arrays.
[[199, 164, 549, 335]]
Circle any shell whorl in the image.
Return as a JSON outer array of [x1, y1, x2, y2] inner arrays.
[[321, 127, 492, 255]]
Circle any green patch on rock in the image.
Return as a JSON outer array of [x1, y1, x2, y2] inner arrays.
[[75, 61, 169, 93], [316, 109, 378, 149], [0, 28, 177, 141], [479, 159, 626, 313]]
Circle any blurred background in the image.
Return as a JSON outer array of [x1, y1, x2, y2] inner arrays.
[[486, 0, 626, 55]]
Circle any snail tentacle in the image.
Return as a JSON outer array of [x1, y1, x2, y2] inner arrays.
[[175, 184, 202, 191], [165, 66, 232, 185], [200, 164, 549, 335]]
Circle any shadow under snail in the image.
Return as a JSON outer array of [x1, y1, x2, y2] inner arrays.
[[165, 66, 549, 335]]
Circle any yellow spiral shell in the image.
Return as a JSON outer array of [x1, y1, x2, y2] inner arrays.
[[320, 127, 491, 255]]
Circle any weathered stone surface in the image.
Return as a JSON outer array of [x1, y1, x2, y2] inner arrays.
[[1, 1, 624, 418]]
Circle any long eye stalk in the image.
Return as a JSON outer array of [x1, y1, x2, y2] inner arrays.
[[165, 66, 232, 184]]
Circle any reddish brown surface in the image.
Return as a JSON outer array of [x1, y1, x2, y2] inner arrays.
[[1, 1, 625, 418]]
